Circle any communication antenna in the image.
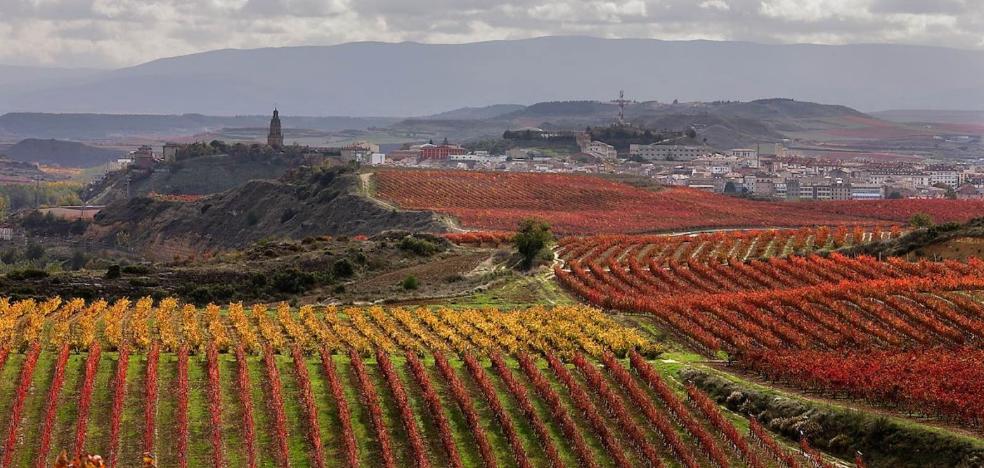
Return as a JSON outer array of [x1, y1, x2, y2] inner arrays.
[[612, 90, 631, 125]]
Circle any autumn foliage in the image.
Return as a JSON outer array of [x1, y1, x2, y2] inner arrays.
[[374, 168, 984, 233]]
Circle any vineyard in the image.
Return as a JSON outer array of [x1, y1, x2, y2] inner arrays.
[[0, 298, 839, 467], [554, 225, 984, 430], [373, 168, 984, 234]]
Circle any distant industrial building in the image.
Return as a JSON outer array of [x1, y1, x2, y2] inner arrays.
[[419, 142, 467, 160], [629, 144, 709, 161]]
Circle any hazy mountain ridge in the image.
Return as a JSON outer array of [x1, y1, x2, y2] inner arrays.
[[2, 37, 983, 116], [0, 113, 400, 140], [391, 97, 880, 148]]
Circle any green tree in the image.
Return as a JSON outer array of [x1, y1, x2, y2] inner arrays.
[[513, 218, 554, 270], [933, 183, 957, 200], [401, 275, 419, 290], [909, 213, 934, 228], [24, 242, 45, 261]]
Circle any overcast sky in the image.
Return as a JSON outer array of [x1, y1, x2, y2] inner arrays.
[[1, 0, 982, 68]]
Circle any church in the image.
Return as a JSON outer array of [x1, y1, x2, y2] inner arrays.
[[267, 108, 284, 147]]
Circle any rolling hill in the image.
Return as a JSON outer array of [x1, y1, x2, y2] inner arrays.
[[1, 138, 121, 167]]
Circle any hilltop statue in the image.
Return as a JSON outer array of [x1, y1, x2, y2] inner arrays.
[[267, 108, 284, 147]]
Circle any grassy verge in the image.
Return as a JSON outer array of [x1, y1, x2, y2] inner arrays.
[[51, 353, 86, 462], [246, 355, 276, 467], [336, 354, 381, 467], [187, 355, 211, 466], [218, 353, 247, 466], [424, 356, 483, 467], [276, 354, 316, 467], [0, 353, 25, 442], [14, 349, 55, 466], [306, 356, 340, 463]]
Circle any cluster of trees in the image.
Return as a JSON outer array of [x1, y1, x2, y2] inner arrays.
[[587, 126, 675, 152], [174, 140, 335, 162], [0, 182, 82, 215]]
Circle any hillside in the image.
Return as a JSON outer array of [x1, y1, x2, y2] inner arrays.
[[847, 217, 984, 260], [83, 149, 304, 204], [1, 138, 120, 167], [392, 98, 900, 150], [423, 104, 525, 120], [3, 37, 984, 115], [0, 156, 64, 182], [86, 167, 445, 257]]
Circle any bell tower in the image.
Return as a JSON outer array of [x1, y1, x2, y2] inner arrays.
[[267, 108, 284, 147]]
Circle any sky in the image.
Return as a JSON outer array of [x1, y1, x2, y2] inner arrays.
[[1, 0, 982, 68]]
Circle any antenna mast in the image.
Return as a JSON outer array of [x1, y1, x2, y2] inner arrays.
[[612, 90, 631, 126]]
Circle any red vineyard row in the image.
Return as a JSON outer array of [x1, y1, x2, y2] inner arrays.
[[558, 250, 984, 353], [375, 168, 984, 234], [742, 347, 984, 428], [0, 346, 842, 468]]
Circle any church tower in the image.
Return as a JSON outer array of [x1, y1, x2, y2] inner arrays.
[[267, 108, 284, 147]]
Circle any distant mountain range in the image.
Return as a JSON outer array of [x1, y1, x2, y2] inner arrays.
[[0, 113, 399, 140], [1, 37, 983, 116]]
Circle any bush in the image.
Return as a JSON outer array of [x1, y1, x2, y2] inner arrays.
[[398, 236, 441, 256], [24, 242, 45, 261], [7, 269, 49, 280], [909, 213, 933, 228], [445, 273, 465, 283], [105, 265, 121, 279], [401, 275, 419, 290], [122, 264, 152, 275], [270, 268, 315, 294], [0, 249, 17, 264], [332, 258, 355, 278], [68, 251, 88, 270]]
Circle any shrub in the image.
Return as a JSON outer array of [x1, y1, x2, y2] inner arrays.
[[105, 265, 121, 279], [399, 236, 440, 256], [909, 213, 933, 228], [68, 251, 88, 270], [7, 269, 49, 280], [271, 268, 315, 294], [24, 242, 45, 261], [332, 259, 355, 278], [401, 275, 419, 290], [122, 264, 151, 275]]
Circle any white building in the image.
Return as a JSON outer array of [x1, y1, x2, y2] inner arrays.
[[586, 141, 618, 160], [109, 158, 133, 171], [729, 148, 757, 159], [867, 172, 932, 188], [850, 184, 884, 200], [629, 144, 708, 161], [927, 168, 961, 188], [729, 148, 759, 168]]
